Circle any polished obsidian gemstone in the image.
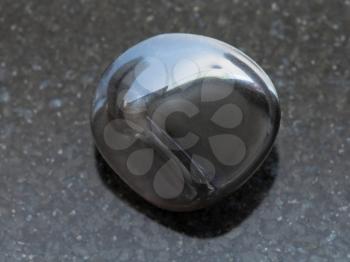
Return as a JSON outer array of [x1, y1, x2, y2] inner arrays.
[[91, 33, 280, 211]]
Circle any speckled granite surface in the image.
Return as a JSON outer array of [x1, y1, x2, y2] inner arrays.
[[0, 0, 349, 261]]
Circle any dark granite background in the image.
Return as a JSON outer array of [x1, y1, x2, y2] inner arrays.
[[0, 0, 349, 261]]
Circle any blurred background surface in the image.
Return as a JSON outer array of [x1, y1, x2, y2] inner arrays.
[[0, 0, 349, 261]]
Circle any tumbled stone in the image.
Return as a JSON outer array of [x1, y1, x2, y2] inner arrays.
[[91, 33, 280, 211]]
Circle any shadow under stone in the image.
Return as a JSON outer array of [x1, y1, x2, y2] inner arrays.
[[95, 146, 279, 238]]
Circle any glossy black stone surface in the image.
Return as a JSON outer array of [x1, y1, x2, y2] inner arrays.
[[91, 34, 280, 211], [1, 0, 349, 261]]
